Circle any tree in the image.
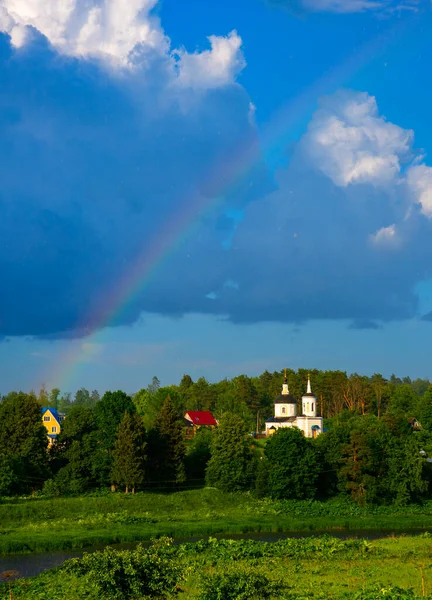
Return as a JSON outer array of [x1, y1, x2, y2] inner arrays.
[[179, 374, 193, 393], [74, 388, 91, 407], [94, 391, 136, 486], [47, 406, 99, 494], [49, 388, 61, 410], [185, 427, 213, 481], [206, 413, 256, 491], [58, 392, 73, 416], [90, 390, 100, 406], [154, 396, 186, 485], [185, 377, 218, 412], [0, 392, 49, 494], [416, 387, 432, 430], [111, 412, 147, 493], [265, 427, 320, 500], [254, 457, 270, 498], [38, 384, 49, 406], [147, 376, 161, 395], [94, 390, 136, 450], [370, 374, 387, 419]]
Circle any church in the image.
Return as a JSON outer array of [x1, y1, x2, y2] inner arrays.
[[265, 370, 323, 438]]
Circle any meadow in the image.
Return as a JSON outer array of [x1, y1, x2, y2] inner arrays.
[[3, 533, 432, 599], [3, 489, 432, 555]]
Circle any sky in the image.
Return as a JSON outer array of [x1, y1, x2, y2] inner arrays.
[[1, 0, 432, 395]]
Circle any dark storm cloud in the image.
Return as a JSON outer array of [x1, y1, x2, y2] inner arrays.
[[0, 32, 270, 337], [1, 35, 431, 337]]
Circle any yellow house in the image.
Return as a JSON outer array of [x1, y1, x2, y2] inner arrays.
[[41, 407, 63, 447]]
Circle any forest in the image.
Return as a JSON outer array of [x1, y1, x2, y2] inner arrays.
[[1, 368, 432, 505]]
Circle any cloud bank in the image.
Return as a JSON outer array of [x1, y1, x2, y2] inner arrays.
[[0, 1, 431, 337], [195, 91, 432, 327]]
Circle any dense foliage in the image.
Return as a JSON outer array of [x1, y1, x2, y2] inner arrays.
[[1, 369, 432, 505]]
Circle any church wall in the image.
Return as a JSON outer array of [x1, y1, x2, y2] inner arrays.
[[275, 403, 296, 418], [295, 416, 323, 438]]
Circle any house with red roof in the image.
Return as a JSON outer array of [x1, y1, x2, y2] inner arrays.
[[184, 411, 218, 436]]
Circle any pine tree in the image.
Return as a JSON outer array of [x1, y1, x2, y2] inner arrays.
[[111, 412, 146, 493], [205, 412, 256, 491], [156, 396, 186, 485]]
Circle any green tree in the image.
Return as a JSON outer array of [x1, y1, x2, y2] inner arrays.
[[206, 412, 256, 491], [74, 388, 91, 407], [38, 384, 49, 406], [154, 396, 186, 485], [48, 388, 61, 410], [147, 376, 161, 395], [185, 427, 213, 481], [265, 427, 320, 500], [416, 386, 432, 430], [385, 435, 430, 505], [94, 391, 136, 486], [47, 405, 99, 494], [112, 412, 147, 493], [58, 392, 73, 415], [0, 392, 49, 494], [254, 457, 270, 498], [90, 390, 100, 406], [95, 390, 136, 450], [179, 374, 194, 393]]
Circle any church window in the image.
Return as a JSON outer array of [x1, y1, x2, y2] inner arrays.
[[312, 403, 314, 411], [282, 407, 286, 414]]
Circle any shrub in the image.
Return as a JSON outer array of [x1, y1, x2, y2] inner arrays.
[[349, 585, 429, 599], [198, 570, 287, 600], [63, 537, 184, 599]]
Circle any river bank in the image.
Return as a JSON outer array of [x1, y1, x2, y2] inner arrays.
[[2, 488, 432, 556], [3, 528, 432, 580], [2, 534, 432, 599]]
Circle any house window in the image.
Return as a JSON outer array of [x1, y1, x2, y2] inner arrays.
[[52, 426, 57, 433], [281, 407, 286, 414], [44, 416, 50, 421]]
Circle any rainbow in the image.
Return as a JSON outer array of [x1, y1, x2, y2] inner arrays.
[[47, 17, 412, 392]]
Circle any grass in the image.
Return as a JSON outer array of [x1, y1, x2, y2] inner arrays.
[[4, 534, 432, 599], [3, 489, 432, 555]]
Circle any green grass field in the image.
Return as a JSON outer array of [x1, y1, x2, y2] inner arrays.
[[3, 489, 432, 556], [3, 534, 432, 599]]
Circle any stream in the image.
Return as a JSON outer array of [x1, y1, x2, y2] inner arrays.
[[1, 528, 431, 579]]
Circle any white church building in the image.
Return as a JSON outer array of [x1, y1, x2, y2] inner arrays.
[[265, 371, 323, 438]]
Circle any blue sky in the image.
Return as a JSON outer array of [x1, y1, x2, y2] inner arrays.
[[0, 0, 432, 395]]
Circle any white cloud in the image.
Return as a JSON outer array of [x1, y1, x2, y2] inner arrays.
[[302, 91, 413, 187], [0, 0, 245, 88], [0, 0, 166, 61], [175, 31, 245, 90], [406, 164, 432, 218], [370, 224, 399, 245]]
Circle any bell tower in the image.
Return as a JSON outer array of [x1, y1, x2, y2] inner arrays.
[[302, 373, 317, 417]]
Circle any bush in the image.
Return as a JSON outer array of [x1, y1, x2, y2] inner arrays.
[[198, 570, 287, 600], [348, 585, 429, 599], [63, 537, 184, 599]]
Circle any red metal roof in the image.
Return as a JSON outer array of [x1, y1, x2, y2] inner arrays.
[[184, 411, 218, 426]]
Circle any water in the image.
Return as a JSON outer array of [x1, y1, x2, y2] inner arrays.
[[1, 528, 430, 579]]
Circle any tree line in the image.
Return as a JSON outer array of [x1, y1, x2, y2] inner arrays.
[[1, 368, 432, 504]]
